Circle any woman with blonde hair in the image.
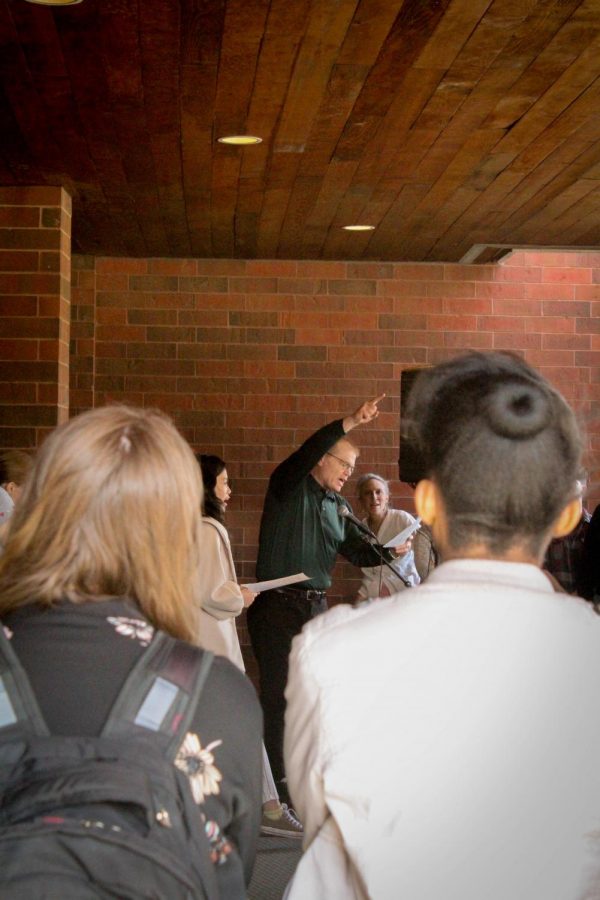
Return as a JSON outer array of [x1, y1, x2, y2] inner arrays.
[[0, 405, 262, 898]]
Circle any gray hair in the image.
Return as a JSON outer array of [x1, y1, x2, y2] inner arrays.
[[356, 472, 390, 498]]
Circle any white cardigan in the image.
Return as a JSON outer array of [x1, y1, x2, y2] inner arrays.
[[357, 508, 421, 599], [197, 517, 245, 671], [284, 559, 600, 899]]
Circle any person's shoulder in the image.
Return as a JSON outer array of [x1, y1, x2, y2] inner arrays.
[[200, 650, 262, 728], [201, 517, 231, 547], [296, 595, 397, 652], [207, 651, 256, 696], [202, 516, 227, 535], [388, 507, 416, 524], [389, 506, 415, 517], [291, 595, 412, 685], [184, 642, 255, 702]]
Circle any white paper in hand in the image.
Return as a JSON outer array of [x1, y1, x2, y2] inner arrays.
[[242, 572, 310, 594], [383, 517, 421, 548]]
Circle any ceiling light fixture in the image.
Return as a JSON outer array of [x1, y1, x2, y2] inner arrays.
[[217, 135, 262, 146], [342, 224, 375, 231], [24, 0, 83, 5]]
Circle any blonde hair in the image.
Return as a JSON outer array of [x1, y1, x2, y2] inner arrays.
[[0, 406, 203, 643]]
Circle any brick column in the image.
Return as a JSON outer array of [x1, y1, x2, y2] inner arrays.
[[0, 186, 71, 448], [70, 255, 96, 418]]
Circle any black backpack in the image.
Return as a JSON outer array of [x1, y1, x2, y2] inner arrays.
[[0, 628, 219, 899]]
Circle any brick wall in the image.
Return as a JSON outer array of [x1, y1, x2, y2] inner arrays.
[[0, 186, 71, 448], [70, 251, 600, 616]]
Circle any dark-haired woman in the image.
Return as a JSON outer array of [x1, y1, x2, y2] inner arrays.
[[197, 454, 303, 839], [196, 456, 255, 668], [283, 352, 600, 900]]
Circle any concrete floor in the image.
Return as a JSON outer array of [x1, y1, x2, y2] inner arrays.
[[248, 834, 302, 900]]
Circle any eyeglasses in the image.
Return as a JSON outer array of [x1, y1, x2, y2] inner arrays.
[[326, 452, 355, 475]]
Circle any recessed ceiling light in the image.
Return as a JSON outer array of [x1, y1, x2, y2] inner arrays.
[[342, 224, 375, 231], [217, 135, 262, 146], [24, 0, 83, 4]]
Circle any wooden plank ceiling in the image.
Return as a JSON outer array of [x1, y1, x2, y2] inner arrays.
[[2, 0, 600, 262]]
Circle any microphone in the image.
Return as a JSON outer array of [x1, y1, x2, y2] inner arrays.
[[337, 504, 378, 539], [338, 504, 411, 588]]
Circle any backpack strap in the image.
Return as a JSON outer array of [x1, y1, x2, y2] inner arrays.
[[102, 631, 214, 760], [0, 625, 49, 737]]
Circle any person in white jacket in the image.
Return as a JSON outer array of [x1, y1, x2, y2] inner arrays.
[[355, 472, 420, 600], [284, 350, 600, 900], [197, 454, 302, 839]]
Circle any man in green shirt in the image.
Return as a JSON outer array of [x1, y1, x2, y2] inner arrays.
[[248, 395, 394, 803]]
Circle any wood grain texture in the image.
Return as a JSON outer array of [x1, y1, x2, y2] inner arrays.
[[2, 0, 600, 260]]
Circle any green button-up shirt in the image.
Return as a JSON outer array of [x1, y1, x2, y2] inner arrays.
[[256, 419, 390, 590]]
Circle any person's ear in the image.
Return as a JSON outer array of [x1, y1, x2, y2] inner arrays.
[[414, 479, 439, 526], [551, 497, 582, 539], [4, 482, 18, 499]]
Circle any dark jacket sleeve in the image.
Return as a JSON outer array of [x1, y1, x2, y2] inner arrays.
[[269, 419, 346, 498]]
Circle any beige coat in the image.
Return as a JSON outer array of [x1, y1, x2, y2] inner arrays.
[[198, 517, 245, 671]]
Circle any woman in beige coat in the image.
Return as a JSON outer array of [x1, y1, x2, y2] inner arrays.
[[197, 454, 302, 840]]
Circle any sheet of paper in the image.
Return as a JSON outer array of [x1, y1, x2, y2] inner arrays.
[[242, 572, 310, 593], [383, 517, 422, 548]]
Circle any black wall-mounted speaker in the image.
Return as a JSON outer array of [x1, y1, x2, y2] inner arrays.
[[398, 368, 427, 484]]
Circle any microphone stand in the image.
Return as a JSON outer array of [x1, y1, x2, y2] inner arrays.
[[338, 505, 412, 589]]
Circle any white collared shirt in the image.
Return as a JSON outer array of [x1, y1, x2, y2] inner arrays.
[[285, 559, 600, 899]]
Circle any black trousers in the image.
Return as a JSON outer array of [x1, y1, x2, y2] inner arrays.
[[247, 588, 327, 803]]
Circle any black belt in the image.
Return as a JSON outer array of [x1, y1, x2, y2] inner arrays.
[[274, 586, 327, 601]]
